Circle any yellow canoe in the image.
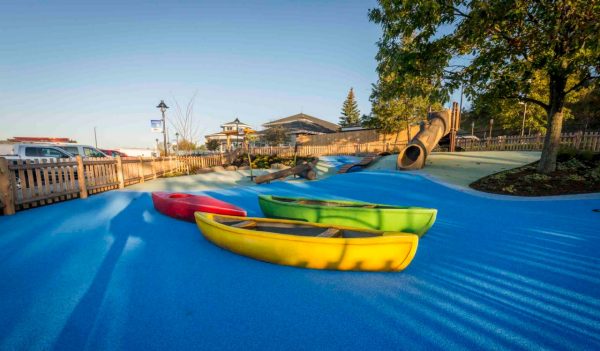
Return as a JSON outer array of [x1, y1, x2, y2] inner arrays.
[[194, 212, 419, 272]]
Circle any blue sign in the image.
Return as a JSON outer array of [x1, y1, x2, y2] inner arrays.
[[150, 120, 163, 133]]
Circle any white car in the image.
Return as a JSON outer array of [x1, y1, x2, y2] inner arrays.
[[0, 143, 74, 160], [0, 143, 77, 191], [51, 143, 108, 158]]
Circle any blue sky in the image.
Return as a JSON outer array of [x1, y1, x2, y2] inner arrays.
[[0, 0, 460, 149]]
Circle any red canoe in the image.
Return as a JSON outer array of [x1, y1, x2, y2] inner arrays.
[[151, 192, 247, 222]]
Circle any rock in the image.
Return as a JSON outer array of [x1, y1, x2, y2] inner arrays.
[[238, 166, 250, 170], [225, 165, 238, 171], [211, 166, 225, 172]]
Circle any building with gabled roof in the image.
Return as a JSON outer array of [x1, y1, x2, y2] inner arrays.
[[260, 113, 339, 145], [204, 118, 252, 152]]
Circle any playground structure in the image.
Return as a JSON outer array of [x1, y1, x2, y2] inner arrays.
[[397, 102, 461, 170], [254, 158, 319, 184], [337, 153, 383, 174]]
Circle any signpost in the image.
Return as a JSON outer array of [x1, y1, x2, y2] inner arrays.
[[150, 120, 163, 133]]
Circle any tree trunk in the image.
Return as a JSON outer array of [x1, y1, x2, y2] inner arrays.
[[537, 109, 564, 173], [537, 75, 567, 174]]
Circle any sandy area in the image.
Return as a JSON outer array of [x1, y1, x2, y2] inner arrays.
[[369, 151, 541, 187]]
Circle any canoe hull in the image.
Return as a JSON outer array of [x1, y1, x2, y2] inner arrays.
[[258, 195, 436, 237], [152, 192, 247, 222], [194, 212, 419, 272]]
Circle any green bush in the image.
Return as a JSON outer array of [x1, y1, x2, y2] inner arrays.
[[557, 157, 587, 171], [557, 146, 578, 161], [578, 150, 595, 162], [522, 173, 551, 183], [565, 174, 585, 182], [564, 174, 585, 182], [490, 173, 506, 181], [588, 166, 600, 182], [501, 185, 516, 193]]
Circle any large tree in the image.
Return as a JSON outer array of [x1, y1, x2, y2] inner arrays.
[[340, 88, 361, 127], [262, 126, 289, 146], [370, 0, 600, 173], [206, 139, 220, 151]]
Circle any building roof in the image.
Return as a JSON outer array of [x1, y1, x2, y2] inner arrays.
[[221, 119, 251, 127], [263, 113, 339, 132], [8, 136, 77, 143]]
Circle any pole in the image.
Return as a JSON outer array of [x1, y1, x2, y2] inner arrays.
[[162, 109, 168, 157], [94, 127, 98, 148], [235, 121, 239, 150], [459, 85, 464, 114], [489, 119, 494, 139], [520, 102, 527, 138], [471, 121, 475, 136]]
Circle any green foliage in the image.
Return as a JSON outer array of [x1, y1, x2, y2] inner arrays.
[[365, 73, 444, 134], [557, 158, 588, 171], [501, 185, 516, 194], [232, 154, 314, 169], [369, 0, 600, 173], [205, 139, 220, 151], [262, 126, 289, 146], [490, 173, 506, 181], [522, 173, 551, 183], [566, 85, 600, 131], [589, 166, 600, 182], [340, 88, 361, 127], [564, 174, 586, 182], [176, 139, 197, 152]]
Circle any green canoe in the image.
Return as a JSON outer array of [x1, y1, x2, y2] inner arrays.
[[258, 195, 437, 237]]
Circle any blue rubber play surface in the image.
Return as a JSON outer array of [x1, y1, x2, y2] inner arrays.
[[1, 170, 599, 350]]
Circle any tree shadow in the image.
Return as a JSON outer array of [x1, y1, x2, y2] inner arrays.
[[52, 197, 138, 351]]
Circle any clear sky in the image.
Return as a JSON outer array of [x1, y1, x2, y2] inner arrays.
[[0, 0, 460, 149]]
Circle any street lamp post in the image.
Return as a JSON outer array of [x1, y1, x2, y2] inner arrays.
[[175, 132, 179, 155], [489, 119, 494, 139], [518, 101, 527, 138], [233, 118, 240, 150], [471, 121, 475, 136], [155, 138, 159, 153], [156, 100, 169, 156]]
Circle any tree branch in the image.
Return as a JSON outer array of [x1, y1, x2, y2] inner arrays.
[[565, 75, 599, 95], [507, 95, 550, 111]]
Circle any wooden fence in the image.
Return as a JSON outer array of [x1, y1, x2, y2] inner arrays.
[[249, 142, 407, 157], [0, 152, 236, 215], [456, 131, 600, 152], [2, 131, 598, 215]]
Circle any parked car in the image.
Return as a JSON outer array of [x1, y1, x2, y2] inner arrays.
[[100, 149, 129, 157], [51, 144, 108, 158], [0, 143, 77, 191], [0, 143, 74, 160]]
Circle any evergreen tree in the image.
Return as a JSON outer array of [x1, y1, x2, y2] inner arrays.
[[340, 88, 361, 127]]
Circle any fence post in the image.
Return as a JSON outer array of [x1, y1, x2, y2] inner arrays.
[[139, 157, 145, 183], [0, 158, 16, 215], [75, 155, 88, 199], [115, 156, 125, 189]]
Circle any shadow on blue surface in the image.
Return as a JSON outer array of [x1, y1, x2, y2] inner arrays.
[[0, 171, 599, 350]]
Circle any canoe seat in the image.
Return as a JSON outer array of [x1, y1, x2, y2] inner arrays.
[[231, 221, 257, 229], [317, 228, 342, 238]]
